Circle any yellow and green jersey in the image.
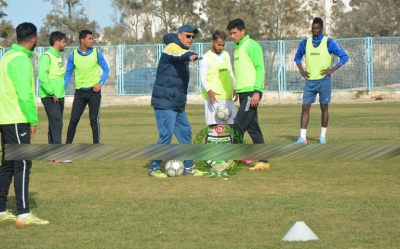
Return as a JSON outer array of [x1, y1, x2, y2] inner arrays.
[[0, 44, 38, 126], [201, 50, 233, 100], [305, 36, 332, 80], [39, 46, 66, 98], [233, 35, 265, 93], [73, 48, 100, 89]]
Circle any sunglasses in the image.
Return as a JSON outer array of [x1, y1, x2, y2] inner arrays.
[[185, 34, 195, 39]]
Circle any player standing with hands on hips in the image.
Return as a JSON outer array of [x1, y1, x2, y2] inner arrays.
[[227, 18, 270, 170], [293, 17, 349, 144], [149, 24, 203, 178], [38, 31, 71, 163], [199, 29, 237, 128], [64, 30, 110, 144], [0, 23, 49, 226]]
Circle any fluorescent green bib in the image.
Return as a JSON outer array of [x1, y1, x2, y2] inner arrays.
[[45, 51, 65, 80], [0, 52, 35, 124], [201, 51, 232, 99], [233, 39, 256, 92], [306, 36, 332, 80], [73, 48, 100, 89], [39, 50, 66, 98]]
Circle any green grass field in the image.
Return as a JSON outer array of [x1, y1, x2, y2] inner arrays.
[[1, 102, 399, 249]]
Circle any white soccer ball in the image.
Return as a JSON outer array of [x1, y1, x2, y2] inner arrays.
[[215, 104, 232, 121], [165, 160, 184, 177]]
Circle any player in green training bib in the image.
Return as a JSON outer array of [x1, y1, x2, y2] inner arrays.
[[293, 17, 349, 145], [0, 22, 49, 226], [199, 29, 237, 169], [38, 31, 71, 163], [200, 29, 237, 130], [227, 18, 270, 170]]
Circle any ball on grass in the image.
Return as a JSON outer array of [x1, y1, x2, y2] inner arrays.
[[165, 160, 184, 177]]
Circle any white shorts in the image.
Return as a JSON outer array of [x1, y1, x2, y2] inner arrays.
[[204, 99, 237, 125]]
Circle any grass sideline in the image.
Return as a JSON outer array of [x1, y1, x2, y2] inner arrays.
[[1, 103, 399, 249]]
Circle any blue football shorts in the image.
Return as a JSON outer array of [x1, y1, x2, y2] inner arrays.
[[302, 76, 331, 105]]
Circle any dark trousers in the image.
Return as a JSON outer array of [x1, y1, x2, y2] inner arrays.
[[0, 124, 32, 215], [66, 89, 101, 144], [233, 92, 265, 144], [41, 97, 64, 144]]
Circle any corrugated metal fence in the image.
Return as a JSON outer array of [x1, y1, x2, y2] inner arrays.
[[1, 37, 399, 99]]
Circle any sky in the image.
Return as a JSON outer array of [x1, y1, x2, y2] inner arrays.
[[4, 0, 352, 34], [5, 0, 113, 29]]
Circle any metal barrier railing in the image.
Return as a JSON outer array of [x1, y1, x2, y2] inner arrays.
[[0, 37, 399, 99]]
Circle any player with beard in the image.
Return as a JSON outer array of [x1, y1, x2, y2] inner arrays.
[[199, 29, 238, 172], [38, 31, 71, 163], [0, 22, 49, 225], [200, 29, 237, 129]]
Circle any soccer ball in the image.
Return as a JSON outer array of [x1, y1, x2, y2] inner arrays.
[[215, 104, 232, 121], [165, 160, 184, 177]]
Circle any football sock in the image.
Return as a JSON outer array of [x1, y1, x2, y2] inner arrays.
[[300, 129, 307, 139], [18, 213, 29, 219], [321, 127, 327, 138]]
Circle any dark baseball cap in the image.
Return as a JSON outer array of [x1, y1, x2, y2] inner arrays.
[[178, 24, 199, 35]]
